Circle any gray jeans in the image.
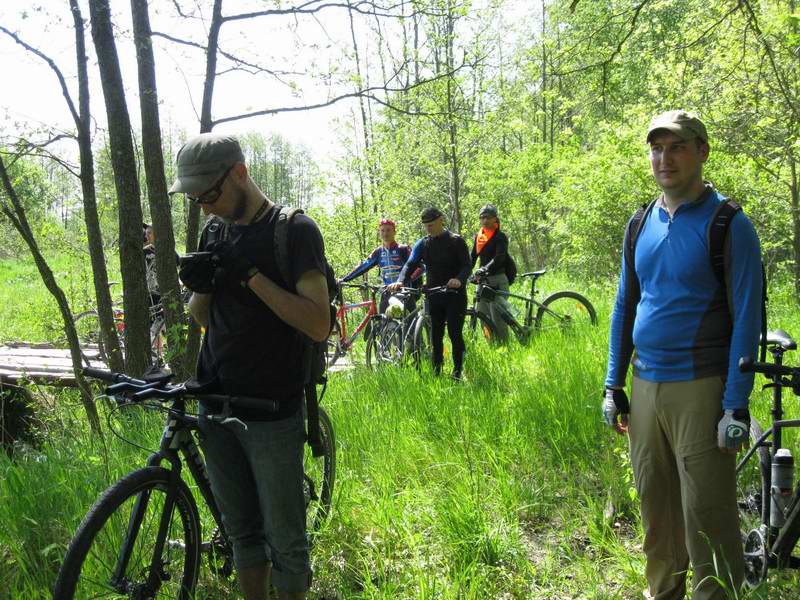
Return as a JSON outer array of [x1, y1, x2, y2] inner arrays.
[[199, 407, 311, 593], [477, 272, 512, 341]]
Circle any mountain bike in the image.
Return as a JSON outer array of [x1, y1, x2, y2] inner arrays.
[[327, 282, 384, 368], [468, 269, 597, 343], [736, 329, 800, 588], [53, 367, 335, 599]]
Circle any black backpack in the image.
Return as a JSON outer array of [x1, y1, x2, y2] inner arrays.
[[625, 197, 768, 361], [201, 205, 337, 457], [505, 254, 517, 286]]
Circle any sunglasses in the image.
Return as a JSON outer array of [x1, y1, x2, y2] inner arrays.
[[187, 165, 234, 205]]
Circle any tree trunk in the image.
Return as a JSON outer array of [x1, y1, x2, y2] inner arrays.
[[130, 0, 190, 379], [70, 0, 125, 373], [445, 1, 461, 234], [182, 0, 225, 371], [88, 0, 151, 377], [789, 150, 800, 298], [0, 156, 101, 433]]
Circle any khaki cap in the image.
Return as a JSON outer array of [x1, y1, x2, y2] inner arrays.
[[168, 133, 245, 195], [646, 110, 708, 144]]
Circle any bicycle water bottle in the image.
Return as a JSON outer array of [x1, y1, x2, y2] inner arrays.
[[770, 448, 794, 528]]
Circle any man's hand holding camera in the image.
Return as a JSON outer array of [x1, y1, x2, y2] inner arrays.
[[208, 240, 259, 287], [179, 252, 215, 294]]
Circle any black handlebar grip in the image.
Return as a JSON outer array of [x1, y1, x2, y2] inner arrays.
[[738, 356, 793, 377]]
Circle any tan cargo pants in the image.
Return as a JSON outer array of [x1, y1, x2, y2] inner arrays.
[[629, 376, 744, 600]]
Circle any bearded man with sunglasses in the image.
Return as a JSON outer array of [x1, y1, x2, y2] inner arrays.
[[169, 133, 329, 600]]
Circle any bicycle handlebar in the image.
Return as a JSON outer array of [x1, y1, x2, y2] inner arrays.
[[82, 368, 279, 412]]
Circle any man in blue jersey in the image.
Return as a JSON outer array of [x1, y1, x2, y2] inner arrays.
[[603, 111, 761, 600], [340, 218, 420, 312]]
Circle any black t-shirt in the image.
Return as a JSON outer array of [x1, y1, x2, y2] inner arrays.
[[196, 205, 326, 420]]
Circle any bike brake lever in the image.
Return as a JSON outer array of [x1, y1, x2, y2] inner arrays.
[[220, 417, 248, 431]]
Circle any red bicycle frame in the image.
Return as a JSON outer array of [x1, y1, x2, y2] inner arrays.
[[334, 284, 380, 352]]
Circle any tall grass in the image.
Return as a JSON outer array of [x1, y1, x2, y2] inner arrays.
[[1, 271, 799, 598]]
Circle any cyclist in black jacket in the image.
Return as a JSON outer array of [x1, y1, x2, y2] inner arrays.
[[390, 207, 471, 379], [470, 204, 512, 341]]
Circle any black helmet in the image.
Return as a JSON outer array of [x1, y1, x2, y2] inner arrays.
[[479, 204, 498, 218]]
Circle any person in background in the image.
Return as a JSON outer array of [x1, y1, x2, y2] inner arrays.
[[470, 204, 512, 342], [390, 207, 471, 379], [340, 218, 422, 312]]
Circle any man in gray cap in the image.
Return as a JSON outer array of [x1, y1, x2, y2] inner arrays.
[[171, 132, 330, 599], [602, 111, 762, 599], [470, 204, 513, 342]]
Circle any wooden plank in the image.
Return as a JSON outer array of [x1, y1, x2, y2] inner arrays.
[[0, 343, 105, 387]]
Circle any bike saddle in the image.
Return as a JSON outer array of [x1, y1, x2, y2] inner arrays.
[[519, 269, 547, 279], [763, 329, 797, 351]]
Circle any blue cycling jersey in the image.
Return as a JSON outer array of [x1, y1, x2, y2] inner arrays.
[[605, 188, 762, 409], [342, 243, 416, 286]]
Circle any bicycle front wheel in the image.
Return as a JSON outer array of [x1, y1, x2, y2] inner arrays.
[[366, 317, 404, 369], [54, 466, 201, 599], [535, 291, 597, 332], [464, 308, 499, 350], [305, 407, 336, 535], [410, 316, 432, 370]]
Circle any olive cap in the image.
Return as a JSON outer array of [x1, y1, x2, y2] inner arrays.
[[168, 133, 245, 195]]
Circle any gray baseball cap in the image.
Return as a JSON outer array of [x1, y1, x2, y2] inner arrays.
[[168, 133, 245, 195], [646, 110, 708, 144]]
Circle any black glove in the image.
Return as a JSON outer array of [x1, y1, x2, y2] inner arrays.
[[602, 387, 630, 429], [179, 256, 215, 293], [209, 240, 258, 287]]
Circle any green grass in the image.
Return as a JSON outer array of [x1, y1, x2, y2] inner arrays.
[[1, 264, 800, 598]]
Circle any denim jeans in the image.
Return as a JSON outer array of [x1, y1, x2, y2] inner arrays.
[[199, 407, 311, 593]]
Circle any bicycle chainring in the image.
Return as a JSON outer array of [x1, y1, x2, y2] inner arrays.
[[743, 526, 769, 588]]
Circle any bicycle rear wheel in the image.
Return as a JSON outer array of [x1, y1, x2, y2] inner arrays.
[[736, 418, 770, 588], [366, 317, 404, 368], [535, 291, 597, 332], [305, 407, 335, 535], [53, 466, 201, 599]]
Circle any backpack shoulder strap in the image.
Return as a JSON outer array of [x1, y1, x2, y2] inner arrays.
[[624, 199, 657, 270], [707, 198, 768, 360], [707, 198, 741, 286], [274, 205, 304, 290]]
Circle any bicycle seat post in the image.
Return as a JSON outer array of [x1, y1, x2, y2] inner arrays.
[[771, 345, 786, 451]]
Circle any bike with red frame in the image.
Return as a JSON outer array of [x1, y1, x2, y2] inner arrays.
[[327, 282, 383, 368]]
